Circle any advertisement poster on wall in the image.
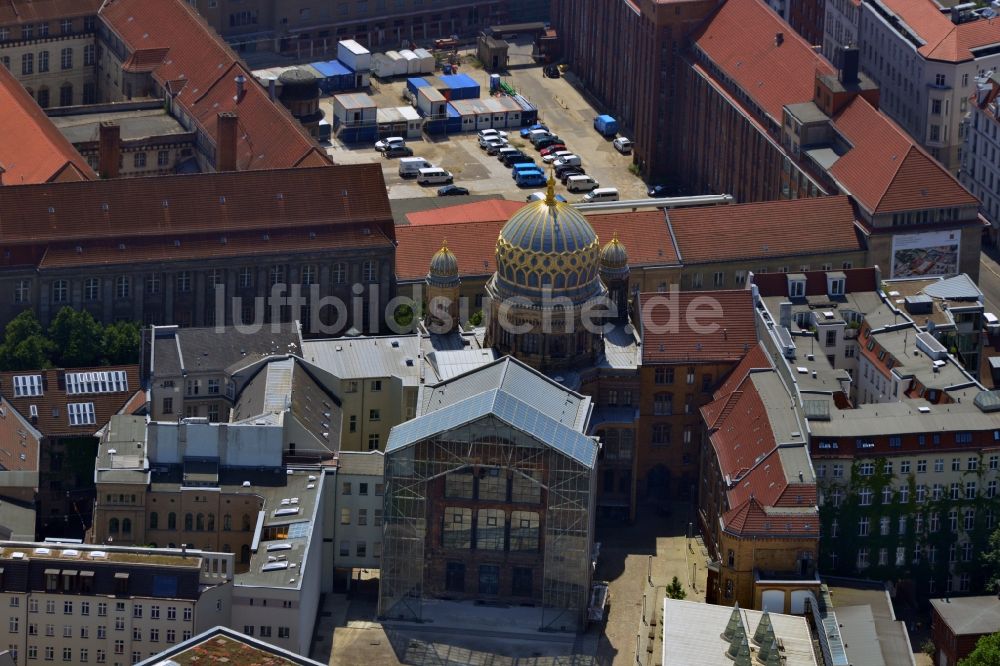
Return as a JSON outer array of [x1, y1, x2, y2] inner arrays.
[[890, 230, 960, 278]]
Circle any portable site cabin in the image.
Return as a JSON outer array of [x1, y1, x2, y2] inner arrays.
[[332, 92, 377, 142], [416, 86, 447, 118], [384, 51, 406, 77], [308, 60, 357, 93], [436, 73, 480, 101], [412, 48, 435, 74], [337, 39, 371, 72], [513, 94, 538, 126], [377, 106, 422, 139], [399, 49, 421, 74], [406, 77, 431, 99]]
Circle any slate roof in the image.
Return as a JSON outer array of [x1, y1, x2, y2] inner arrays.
[[668, 196, 862, 264], [0, 64, 94, 185], [151, 323, 301, 378], [640, 290, 757, 364]]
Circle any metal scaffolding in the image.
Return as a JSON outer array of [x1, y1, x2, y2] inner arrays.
[[379, 415, 595, 632]]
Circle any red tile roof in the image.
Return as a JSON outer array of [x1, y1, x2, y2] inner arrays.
[[714, 343, 772, 399], [394, 207, 679, 282], [829, 97, 977, 214], [879, 0, 1000, 63], [0, 165, 393, 251], [0, 63, 94, 185], [405, 200, 526, 226], [703, 375, 775, 481], [752, 266, 879, 297], [639, 290, 757, 363], [99, 0, 330, 171], [0, 366, 140, 439], [668, 196, 862, 264], [0, 0, 102, 25], [722, 496, 819, 537], [692, 0, 834, 122], [0, 397, 40, 473], [38, 226, 394, 269]]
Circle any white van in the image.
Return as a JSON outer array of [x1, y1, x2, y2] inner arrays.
[[554, 154, 582, 168], [566, 174, 599, 192], [986, 312, 1000, 333], [398, 157, 432, 177], [583, 187, 620, 202], [417, 167, 453, 185]]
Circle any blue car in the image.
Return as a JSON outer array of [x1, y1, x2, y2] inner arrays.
[[511, 162, 539, 179], [520, 123, 549, 138], [515, 170, 547, 187]]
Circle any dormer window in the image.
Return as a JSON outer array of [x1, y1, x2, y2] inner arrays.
[[828, 274, 845, 297], [787, 273, 806, 298]]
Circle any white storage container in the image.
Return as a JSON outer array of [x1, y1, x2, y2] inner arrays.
[[337, 39, 371, 72]]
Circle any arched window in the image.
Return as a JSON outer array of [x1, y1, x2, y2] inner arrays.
[[223, 514, 232, 531], [149, 512, 158, 530], [196, 513, 205, 531], [240, 544, 251, 564], [184, 513, 193, 531], [122, 518, 131, 536], [109, 518, 119, 534], [242, 514, 252, 531], [207, 514, 215, 531], [168, 512, 177, 530]]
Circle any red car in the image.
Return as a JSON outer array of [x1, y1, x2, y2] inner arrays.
[[540, 144, 567, 157]]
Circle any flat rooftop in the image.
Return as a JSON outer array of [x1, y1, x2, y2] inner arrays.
[[50, 108, 189, 144], [0, 542, 203, 569], [826, 578, 914, 666]]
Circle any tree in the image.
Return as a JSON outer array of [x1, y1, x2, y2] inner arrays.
[[48, 307, 103, 368], [983, 526, 1000, 592], [0, 310, 52, 370], [101, 321, 141, 366], [666, 576, 687, 600], [960, 631, 1000, 666]]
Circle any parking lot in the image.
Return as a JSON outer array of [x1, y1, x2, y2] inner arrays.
[[320, 51, 649, 203]]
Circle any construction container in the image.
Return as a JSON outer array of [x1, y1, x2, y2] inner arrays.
[[309, 60, 355, 93], [338, 39, 371, 72], [406, 77, 431, 97], [385, 51, 406, 77], [437, 73, 480, 100], [412, 48, 435, 74], [513, 94, 538, 126], [416, 86, 447, 118], [446, 103, 462, 133], [377, 106, 423, 139], [371, 53, 394, 78], [399, 49, 421, 74], [332, 92, 377, 133]]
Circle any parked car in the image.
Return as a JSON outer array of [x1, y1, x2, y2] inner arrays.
[[613, 137, 633, 154], [543, 64, 561, 78], [527, 191, 568, 202], [647, 184, 670, 198], [553, 155, 582, 168], [438, 185, 469, 196], [497, 147, 520, 161], [527, 128, 552, 143], [540, 144, 568, 157], [520, 123, 549, 138], [565, 174, 599, 192], [398, 157, 432, 177], [481, 138, 508, 152], [478, 128, 508, 144], [557, 166, 586, 181], [583, 187, 620, 203], [505, 153, 535, 167], [512, 162, 541, 179], [543, 150, 574, 164], [485, 140, 509, 156], [375, 136, 405, 152], [383, 145, 414, 158], [515, 170, 548, 187], [417, 167, 453, 185], [534, 136, 563, 150]]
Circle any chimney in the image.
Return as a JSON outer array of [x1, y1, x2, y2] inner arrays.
[[98, 121, 120, 179], [779, 301, 793, 331], [234, 74, 247, 102], [216, 111, 238, 172], [267, 78, 277, 102], [775, 32, 784, 47], [840, 45, 860, 86]]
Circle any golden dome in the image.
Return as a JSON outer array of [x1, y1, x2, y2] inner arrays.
[[494, 174, 602, 302], [428, 240, 459, 284], [600, 232, 629, 278]]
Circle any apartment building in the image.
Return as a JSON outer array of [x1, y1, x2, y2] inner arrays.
[[300, 332, 494, 453], [963, 74, 1000, 236], [0, 0, 102, 107], [752, 268, 1000, 598], [551, 0, 718, 179], [851, 0, 1000, 174], [823, 0, 860, 67], [0, 366, 143, 540], [330, 451, 384, 581], [637, 290, 758, 502], [148, 324, 302, 423], [0, 398, 40, 542], [188, 0, 505, 55], [0, 541, 232, 666]]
